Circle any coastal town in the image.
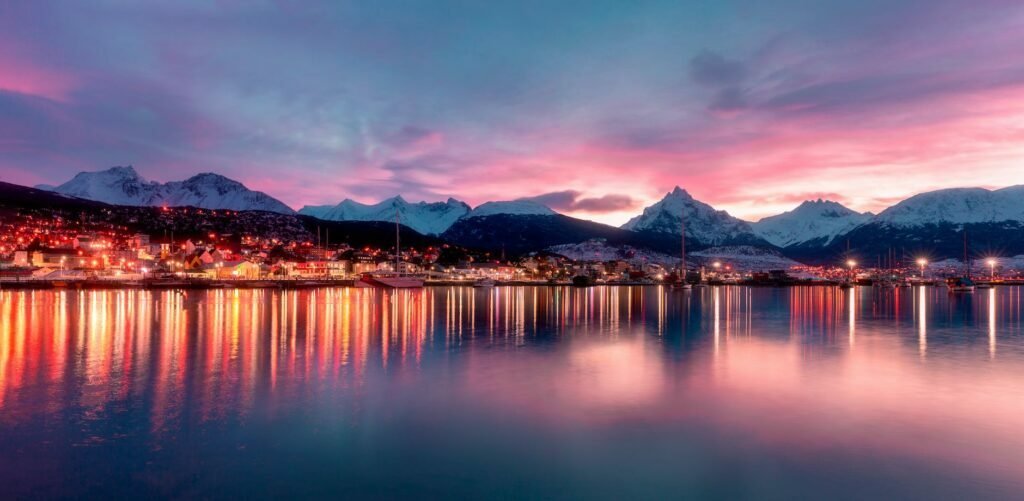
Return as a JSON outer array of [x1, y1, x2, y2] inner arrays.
[[3, 208, 1022, 289]]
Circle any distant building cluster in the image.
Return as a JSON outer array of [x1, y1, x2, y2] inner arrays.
[[8, 207, 1018, 286]]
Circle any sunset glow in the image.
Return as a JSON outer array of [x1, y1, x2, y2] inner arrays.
[[3, 2, 1024, 224]]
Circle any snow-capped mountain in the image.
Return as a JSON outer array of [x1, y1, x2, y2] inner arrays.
[[41, 166, 295, 214], [465, 200, 556, 218], [299, 196, 471, 235], [752, 199, 871, 248], [792, 186, 1024, 264], [874, 186, 1024, 226], [622, 187, 763, 247]]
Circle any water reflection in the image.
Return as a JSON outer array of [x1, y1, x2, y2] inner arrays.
[[1, 286, 1023, 498]]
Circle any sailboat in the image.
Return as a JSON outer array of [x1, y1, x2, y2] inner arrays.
[[473, 277, 496, 288], [672, 202, 692, 290], [948, 228, 975, 293], [356, 211, 424, 288]]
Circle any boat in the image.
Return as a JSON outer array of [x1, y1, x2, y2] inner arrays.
[[357, 273, 424, 288], [976, 283, 993, 289], [355, 211, 424, 289], [473, 278, 496, 288], [948, 276, 975, 293], [949, 230, 975, 293]]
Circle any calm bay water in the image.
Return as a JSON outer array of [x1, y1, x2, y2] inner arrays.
[[1, 285, 1023, 499]]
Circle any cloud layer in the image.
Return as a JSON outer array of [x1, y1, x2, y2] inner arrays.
[[3, 1, 1024, 224]]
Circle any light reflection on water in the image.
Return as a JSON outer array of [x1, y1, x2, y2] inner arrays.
[[1, 286, 1023, 498]]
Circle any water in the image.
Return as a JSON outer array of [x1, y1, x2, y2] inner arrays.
[[1, 286, 1023, 499]]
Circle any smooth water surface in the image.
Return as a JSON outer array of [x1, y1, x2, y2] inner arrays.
[[1, 286, 1023, 499]]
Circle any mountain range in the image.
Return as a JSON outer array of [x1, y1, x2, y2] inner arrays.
[[32, 166, 1024, 263], [40, 166, 294, 214], [299, 197, 471, 235]]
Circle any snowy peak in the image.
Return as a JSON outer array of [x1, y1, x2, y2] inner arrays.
[[43, 166, 295, 214], [466, 200, 556, 218], [752, 199, 870, 248], [875, 186, 1024, 226], [45, 166, 160, 206], [794, 198, 858, 217], [298, 196, 471, 235], [162, 173, 293, 213], [621, 186, 757, 246]]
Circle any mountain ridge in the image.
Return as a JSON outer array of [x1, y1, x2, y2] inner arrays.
[[752, 199, 872, 248], [299, 196, 471, 235], [41, 166, 295, 214]]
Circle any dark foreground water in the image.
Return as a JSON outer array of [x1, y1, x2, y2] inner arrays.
[[1, 286, 1023, 499]]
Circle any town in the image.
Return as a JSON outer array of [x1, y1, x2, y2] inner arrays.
[[2, 206, 1022, 289]]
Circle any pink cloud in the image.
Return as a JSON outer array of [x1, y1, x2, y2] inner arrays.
[[0, 42, 79, 101]]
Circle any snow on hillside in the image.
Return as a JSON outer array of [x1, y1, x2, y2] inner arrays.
[[43, 166, 295, 214], [752, 199, 871, 248], [621, 187, 758, 245], [299, 196, 470, 235], [548, 240, 802, 271], [875, 186, 1024, 227], [689, 246, 803, 271], [547, 239, 677, 266], [466, 200, 556, 218], [921, 256, 1024, 276]]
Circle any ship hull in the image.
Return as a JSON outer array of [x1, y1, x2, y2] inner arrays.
[[357, 275, 424, 288]]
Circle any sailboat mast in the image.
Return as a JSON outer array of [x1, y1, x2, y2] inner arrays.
[[963, 228, 970, 279], [395, 211, 401, 274], [680, 204, 686, 279]]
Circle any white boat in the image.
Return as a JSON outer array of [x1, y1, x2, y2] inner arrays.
[[357, 273, 424, 288], [473, 278, 496, 288], [354, 210, 424, 289]]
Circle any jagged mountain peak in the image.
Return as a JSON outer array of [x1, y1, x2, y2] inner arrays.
[[101, 165, 142, 178], [621, 188, 762, 247], [669, 186, 692, 198]]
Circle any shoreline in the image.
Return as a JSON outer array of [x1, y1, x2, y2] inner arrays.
[[2, 278, 1021, 290]]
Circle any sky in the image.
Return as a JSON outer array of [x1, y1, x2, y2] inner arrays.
[[3, 0, 1024, 225]]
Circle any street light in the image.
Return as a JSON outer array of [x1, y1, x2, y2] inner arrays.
[[846, 259, 857, 282], [987, 258, 997, 280], [916, 258, 927, 280]]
